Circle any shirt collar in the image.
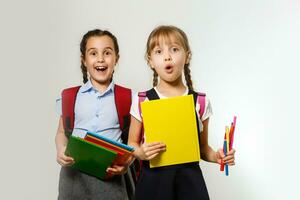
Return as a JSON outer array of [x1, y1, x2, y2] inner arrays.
[[80, 79, 115, 95]]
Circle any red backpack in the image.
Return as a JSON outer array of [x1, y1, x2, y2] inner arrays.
[[61, 84, 132, 143]]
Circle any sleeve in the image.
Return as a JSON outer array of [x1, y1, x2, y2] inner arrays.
[[130, 92, 142, 122], [55, 96, 62, 116]]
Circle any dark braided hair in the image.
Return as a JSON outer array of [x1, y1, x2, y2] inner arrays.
[[145, 25, 194, 90], [80, 29, 119, 83], [184, 63, 194, 91], [153, 70, 158, 87]]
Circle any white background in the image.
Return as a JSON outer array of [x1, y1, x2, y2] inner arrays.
[[0, 0, 299, 199]]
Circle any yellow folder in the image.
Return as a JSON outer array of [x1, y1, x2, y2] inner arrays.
[[141, 94, 200, 168]]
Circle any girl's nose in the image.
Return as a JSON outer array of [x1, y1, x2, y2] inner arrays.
[[164, 53, 172, 61], [97, 56, 104, 62]]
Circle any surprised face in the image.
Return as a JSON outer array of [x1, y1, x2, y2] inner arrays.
[[148, 35, 190, 85], [82, 35, 118, 87]]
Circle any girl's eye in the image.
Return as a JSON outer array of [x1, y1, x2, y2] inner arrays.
[[104, 50, 112, 56], [155, 49, 162, 54], [172, 47, 179, 52], [90, 51, 97, 56]]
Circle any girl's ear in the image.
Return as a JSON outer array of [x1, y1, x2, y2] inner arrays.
[[81, 55, 87, 67], [115, 54, 120, 64], [186, 51, 192, 64]]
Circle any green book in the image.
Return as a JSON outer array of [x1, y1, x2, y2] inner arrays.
[[65, 136, 117, 180]]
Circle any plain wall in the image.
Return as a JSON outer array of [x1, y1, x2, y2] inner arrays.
[[0, 0, 299, 199]]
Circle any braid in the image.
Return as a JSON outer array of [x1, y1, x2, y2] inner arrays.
[[153, 70, 158, 87], [81, 62, 88, 83], [184, 64, 194, 91]]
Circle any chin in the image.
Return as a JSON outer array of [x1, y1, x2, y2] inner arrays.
[[163, 75, 181, 83], [97, 78, 112, 84], [91, 76, 112, 85]]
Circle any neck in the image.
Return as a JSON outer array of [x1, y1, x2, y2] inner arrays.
[[90, 79, 111, 93], [156, 76, 187, 97]]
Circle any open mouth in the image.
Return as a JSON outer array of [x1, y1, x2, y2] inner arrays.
[[165, 65, 173, 73], [95, 66, 107, 72]]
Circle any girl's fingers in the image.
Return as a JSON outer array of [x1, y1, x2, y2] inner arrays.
[[143, 143, 166, 153], [106, 167, 117, 173], [227, 161, 235, 166], [217, 148, 225, 158], [58, 159, 71, 166], [224, 157, 235, 163], [107, 165, 126, 175], [63, 156, 74, 162], [145, 147, 166, 158], [57, 155, 75, 166], [147, 153, 160, 160], [228, 149, 235, 154], [223, 153, 235, 165], [147, 142, 165, 147], [144, 142, 166, 150]]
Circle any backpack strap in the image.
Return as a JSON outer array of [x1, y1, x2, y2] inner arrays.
[[146, 88, 160, 100], [61, 86, 81, 138], [114, 84, 137, 193], [189, 90, 206, 119], [138, 92, 147, 119], [114, 84, 132, 144], [197, 92, 206, 119]]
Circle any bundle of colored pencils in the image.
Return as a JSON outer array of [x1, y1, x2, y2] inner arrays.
[[220, 116, 237, 176]]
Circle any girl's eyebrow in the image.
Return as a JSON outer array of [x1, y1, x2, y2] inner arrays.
[[86, 46, 114, 52], [86, 47, 96, 52], [103, 47, 114, 51], [153, 42, 181, 48], [169, 42, 181, 47]]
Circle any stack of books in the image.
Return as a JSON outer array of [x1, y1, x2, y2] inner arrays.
[[66, 131, 134, 180]]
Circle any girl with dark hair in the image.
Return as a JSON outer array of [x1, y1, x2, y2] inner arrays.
[[55, 29, 133, 200]]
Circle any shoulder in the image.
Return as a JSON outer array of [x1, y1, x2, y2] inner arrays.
[[130, 90, 151, 122], [131, 91, 149, 104], [61, 86, 81, 96], [114, 84, 131, 93], [114, 84, 132, 107]]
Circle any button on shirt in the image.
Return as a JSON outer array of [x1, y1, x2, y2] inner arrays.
[[56, 80, 123, 142]]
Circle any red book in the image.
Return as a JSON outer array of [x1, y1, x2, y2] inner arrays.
[[84, 135, 132, 165]]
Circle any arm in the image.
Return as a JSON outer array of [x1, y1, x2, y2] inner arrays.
[[200, 118, 235, 165], [55, 117, 74, 166], [107, 116, 166, 175], [128, 116, 166, 161]]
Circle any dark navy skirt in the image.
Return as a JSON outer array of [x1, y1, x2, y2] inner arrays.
[[135, 162, 210, 200]]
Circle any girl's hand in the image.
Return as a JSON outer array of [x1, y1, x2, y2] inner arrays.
[[216, 148, 236, 166], [136, 142, 166, 160], [106, 165, 128, 176], [56, 146, 75, 167]]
